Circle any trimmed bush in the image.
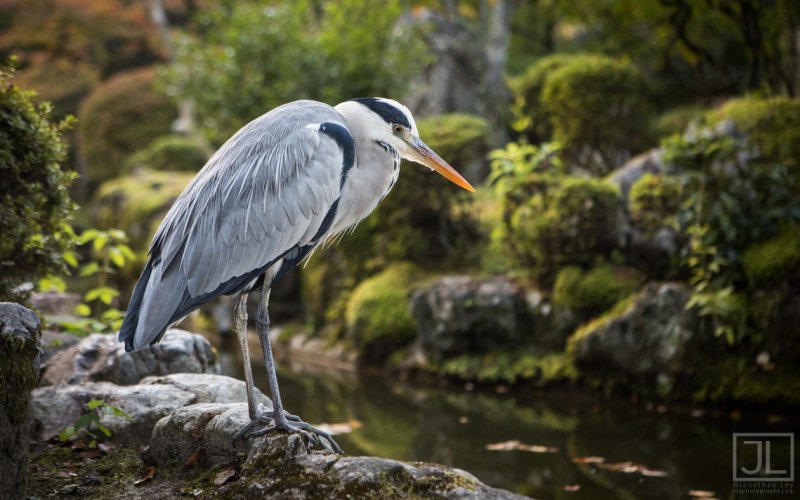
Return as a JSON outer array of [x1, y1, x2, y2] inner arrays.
[[13, 59, 100, 118], [542, 55, 653, 174], [416, 113, 489, 180], [345, 263, 419, 364], [126, 135, 211, 172], [509, 53, 595, 142], [500, 174, 621, 283], [649, 105, 707, 140], [78, 67, 176, 186], [554, 264, 640, 315], [92, 169, 195, 252], [710, 96, 800, 165], [629, 173, 682, 236], [0, 64, 75, 302], [742, 225, 800, 286]]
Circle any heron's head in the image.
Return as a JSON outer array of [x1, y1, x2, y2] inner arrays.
[[335, 97, 475, 192]]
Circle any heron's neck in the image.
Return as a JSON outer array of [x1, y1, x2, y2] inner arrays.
[[328, 134, 400, 236]]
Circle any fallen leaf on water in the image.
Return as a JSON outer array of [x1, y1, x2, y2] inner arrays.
[[689, 490, 716, 498], [563, 484, 581, 492], [485, 440, 558, 453], [572, 456, 605, 464], [214, 467, 236, 486], [596, 461, 668, 477], [134, 466, 156, 485], [315, 420, 363, 435]]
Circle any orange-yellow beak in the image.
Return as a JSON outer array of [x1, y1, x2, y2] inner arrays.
[[410, 137, 475, 192]]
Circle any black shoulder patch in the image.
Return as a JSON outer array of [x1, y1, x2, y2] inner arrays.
[[319, 122, 355, 188], [351, 97, 411, 129]]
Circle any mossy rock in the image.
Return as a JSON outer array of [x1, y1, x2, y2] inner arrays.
[[92, 168, 195, 252], [78, 67, 177, 187], [742, 225, 800, 286], [499, 174, 622, 283], [126, 134, 211, 173], [628, 173, 682, 236], [553, 264, 641, 316], [436, 351, 578, 387], [416, 113, 489, 181], [709, 96, 800, 165], [541, 55, 653, 174], [345, 263, 420, 364]]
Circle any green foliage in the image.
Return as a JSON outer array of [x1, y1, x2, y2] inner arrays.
[[629, 173, 682, 236], [165, 0, 426, 144], [92, 168, 195, 252], [649, 105, 707, 141], [437, 351, 577, 386], [742, 225, 800, 286], [0, 62, 76, 303], [345, 263, 419, 364], [416, 114, 489, 173], [13, 59, 100, 118], [709, 96, 800, 167], [553, 264, 640, 315], [41, 228, 136, 335], [541, 54, 653, 174], [78, 67, 177, 186], [59, 399, 131, 448], [508, 54, 594, 141], [491, 142, 621, 282], [125, 134, 211, 172]]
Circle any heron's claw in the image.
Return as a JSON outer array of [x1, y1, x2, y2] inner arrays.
[[233, 410, 343, 454]]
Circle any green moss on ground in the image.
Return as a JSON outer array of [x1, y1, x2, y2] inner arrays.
[[691, 357, 800, 406], [345, 263, 420, 364], [742, 225, 800, 286], [553, 264, 640, 316], [435, 351, 578, 387]]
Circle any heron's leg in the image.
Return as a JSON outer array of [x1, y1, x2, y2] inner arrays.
[[234, 292, 258, 420], [243, 285, 343, 453]]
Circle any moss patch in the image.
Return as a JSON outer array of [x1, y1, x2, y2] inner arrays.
[[345, 263, 420, 364], [742, 225, 800, 286], [691, 357, 800, 406], [435, 351, 578, 387], [553, 264, 640, 316], [126, 134, 211, 173]]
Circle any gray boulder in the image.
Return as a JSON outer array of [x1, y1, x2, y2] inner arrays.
[[39, 329, 220, 386], [0, 303, 42, 499], [30, 373, 270, 444], [569, 282, 699, 391], [608, 148, 665, 202], [411, 276, 575, 361], [145, 403, 528, 499]]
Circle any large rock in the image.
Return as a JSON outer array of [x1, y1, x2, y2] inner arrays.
[[145, 403, 527, 499], [0, 303, 42, 499], [39, 329, 220, 386], [411, 276, 575, 361], [568, 282, 699, 391], [30, 374, 270, 444], [607, 148, 665, 201]]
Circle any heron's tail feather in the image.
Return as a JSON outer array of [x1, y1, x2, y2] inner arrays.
[[118, 258, 155, 352]]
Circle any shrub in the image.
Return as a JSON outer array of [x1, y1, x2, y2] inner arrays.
[[499, 172, 621, 283], [553, 264, 640, 315], [0, 63, 76, 302], [709, 96, 800, 165], [92, 169, 195, 252], [742, 225, 800, 286], [629, 173, 682, 236], [13, 59, 100, 118], [345, 263, 419, 364], [542, 55, 653, 174], [125, 134, 210, 172], [649, 105, 707, 141], [509, 53, 594, 142], [78, 67, 176, 186], [416, 113, 489, 180]]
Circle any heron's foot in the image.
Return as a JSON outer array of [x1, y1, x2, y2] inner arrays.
[[234, 410, 343, 454]]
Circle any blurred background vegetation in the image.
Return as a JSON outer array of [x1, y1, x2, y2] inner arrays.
[[2, 0, 799, 409]]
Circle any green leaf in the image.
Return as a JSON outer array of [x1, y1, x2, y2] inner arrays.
[[59, 426, 75, 442], [74, 304, 92, 317], [63, 250, 79, 268], [78, 229, 100, 244], [92, 234, 109, 252], [108, 229, 127, 241], [79, 262, 100, 277], [87, 400, 107, 410], [85, 286, 119, 305], [117, 244, 137, 261], [73, 412, 100, 430], [96, 424, 112, 437], [109, 247, 125, 268]]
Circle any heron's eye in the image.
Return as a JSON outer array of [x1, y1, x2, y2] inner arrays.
[[393, 124, 404, 134]]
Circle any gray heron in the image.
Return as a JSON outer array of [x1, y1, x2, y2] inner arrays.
[[119, 98, 474, 452]]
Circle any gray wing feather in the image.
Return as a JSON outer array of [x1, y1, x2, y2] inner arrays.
[[132, 101, 345, 350]]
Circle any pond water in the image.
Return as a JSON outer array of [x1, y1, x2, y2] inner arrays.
[[216, 339, 796, 499]]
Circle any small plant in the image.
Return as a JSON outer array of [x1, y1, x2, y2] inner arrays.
[[59, 399, 131, 448], [40, 228, 136, 335]]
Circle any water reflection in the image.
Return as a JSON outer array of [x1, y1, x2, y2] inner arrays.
[[218, 347, 796, 499]]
